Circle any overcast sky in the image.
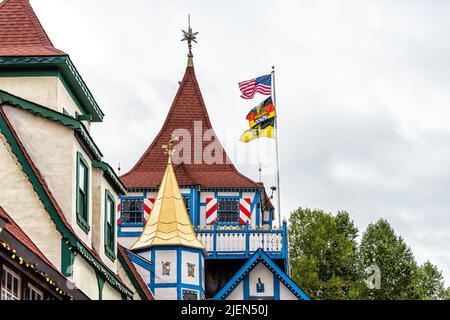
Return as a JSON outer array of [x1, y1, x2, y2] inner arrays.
[[32, 0, 450, 284]]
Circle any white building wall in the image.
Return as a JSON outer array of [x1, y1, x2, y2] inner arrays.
[[4, 106, 74, 224], [226, 282, 244, 300], [249, 263, 274, 297], [181, 250, 200, 286], [102, 282, 123, 300], [280, 284, 298, 300], [154, 250, 177, 284], [0, 76, 90, 130], [72, 255, 99, 300], [154, 287, 177, 300], [0, 132, 62, 269]]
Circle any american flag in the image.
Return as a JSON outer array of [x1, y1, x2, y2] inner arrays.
[[238, 74, 272, 99]]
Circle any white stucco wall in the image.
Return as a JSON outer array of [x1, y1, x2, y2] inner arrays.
[[4, 107, 74, 223], [102, 282, 123, 300], [0, 131, 62, 269], [154, 250, 177, 284], [0, 76, 89, 131], [117, 261, 143, 301], [181, 250, 201, 286], [249, 263, 274, 297], [280, 284, 298, 300], [226, 282, 243, 300], [72, 255, 99, 300], [154, 287, 177, 300]]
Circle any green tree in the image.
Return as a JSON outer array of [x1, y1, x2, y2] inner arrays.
[[288, 208, 362, 300], [358, 219, 418, 299], [411, 261, 448, 300]]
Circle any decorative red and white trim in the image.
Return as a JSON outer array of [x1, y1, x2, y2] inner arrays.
[[143, 198, 155, 224], [117, 203, 121, 225], [205, 198, 218, 225], [239, 198, 252, 225]]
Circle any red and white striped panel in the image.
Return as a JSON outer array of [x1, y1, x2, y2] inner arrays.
[[143, 198, 155, 224], [117, 203, 121, 225], [239, 198, 252, 225], [205, 198, 218, 225]]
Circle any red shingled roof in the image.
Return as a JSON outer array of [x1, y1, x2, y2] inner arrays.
[[0, 206, 55, 268], [0, 0, 66, 56], [121, 64, 261, 189]]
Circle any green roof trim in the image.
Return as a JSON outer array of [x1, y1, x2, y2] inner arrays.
[[0, 55, 104, 122], [0, 90, 103, 161], [93, 161, 127, 195], [0, 111, 132, 298]]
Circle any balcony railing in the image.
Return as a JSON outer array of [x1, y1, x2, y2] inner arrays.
[[195, 221, 288, 260]]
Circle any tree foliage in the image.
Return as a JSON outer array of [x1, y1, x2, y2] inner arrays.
[[288, 208, 449, 300], [289, 208, 363, 299]]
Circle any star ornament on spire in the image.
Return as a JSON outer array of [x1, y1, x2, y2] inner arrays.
[[181, 15, 198, 58]]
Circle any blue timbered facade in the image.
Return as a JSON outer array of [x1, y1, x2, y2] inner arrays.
[[116, 51, 307, 300]]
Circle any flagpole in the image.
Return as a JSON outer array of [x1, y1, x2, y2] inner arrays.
[[271, 66, 282, 228]]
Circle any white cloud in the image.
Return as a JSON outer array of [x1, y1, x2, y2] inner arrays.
[[32, 0, 450, 284]]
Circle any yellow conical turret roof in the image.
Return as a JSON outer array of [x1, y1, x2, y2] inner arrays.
[[130, 143, 205, 252]]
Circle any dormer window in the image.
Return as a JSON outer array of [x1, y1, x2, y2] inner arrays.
[[76, 152, 90, 233], [217, 199, 239, 224], [104, 189, 116, 261]]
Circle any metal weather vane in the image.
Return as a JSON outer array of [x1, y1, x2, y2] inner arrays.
[[181, 14, 198, 58], [162, 134, 180, 158]]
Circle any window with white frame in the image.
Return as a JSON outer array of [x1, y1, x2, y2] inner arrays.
[[217, 199, 240, 223], [1, 266, 21, 300], [27, 284, 43, 300]]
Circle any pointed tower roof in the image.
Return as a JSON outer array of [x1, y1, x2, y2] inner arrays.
[[130, 152, 206, 251], [0, 0, 66, 56], [121, 62, 261, 190]]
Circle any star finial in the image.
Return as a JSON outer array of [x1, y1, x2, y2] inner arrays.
[[181, 14, 198, 58], [162, 134, 180, 159]]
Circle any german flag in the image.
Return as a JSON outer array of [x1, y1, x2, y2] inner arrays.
[[240, 118, 275, 143], [246, 97, 276, 128]]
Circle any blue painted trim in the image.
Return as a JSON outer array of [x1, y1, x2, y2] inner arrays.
[[118, 231, 141, 237], [153, 283, 202, 290], [127, 251, 152, 270], [198, 251, 203, 299], [213, 249, 310, 300], [150, 249, 155, 291], [274, 274, 280, 299], [254, 191, 261, 226], [177, 247, 182, 300], [243, 276, 250, 300]]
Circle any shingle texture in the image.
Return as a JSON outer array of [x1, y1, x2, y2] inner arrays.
[[121, 65, 261, 190], [0, 0, 66, 56]]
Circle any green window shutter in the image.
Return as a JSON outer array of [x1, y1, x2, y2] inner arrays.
[[61, 238, 74, 277], [76, 152, 90, 233], [104, 189, 116, 261]]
